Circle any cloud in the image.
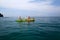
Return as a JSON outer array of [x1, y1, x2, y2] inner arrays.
[[0, 0, 39, 10], [0, 0, 52, 11], [0, 0, 60, 16], [0, 0, 53, 10]]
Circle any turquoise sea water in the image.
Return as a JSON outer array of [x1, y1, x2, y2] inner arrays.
[[0, 17, 60, 40]]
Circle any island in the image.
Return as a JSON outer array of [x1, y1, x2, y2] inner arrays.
[[0, 13, 3, 17]]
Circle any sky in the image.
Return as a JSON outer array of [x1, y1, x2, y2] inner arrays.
[[0, 0, 60, 17]]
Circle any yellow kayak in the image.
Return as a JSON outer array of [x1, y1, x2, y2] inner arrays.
[[16, 18, 35, 22]]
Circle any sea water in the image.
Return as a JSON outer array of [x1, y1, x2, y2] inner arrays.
[[0, 17, 60, 40]]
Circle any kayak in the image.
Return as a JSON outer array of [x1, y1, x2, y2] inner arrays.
[[16, 19, 35, 22]]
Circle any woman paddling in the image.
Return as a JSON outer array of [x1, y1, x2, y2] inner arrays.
[[18, 16, 22, 21], [27, 16, 31, 22]]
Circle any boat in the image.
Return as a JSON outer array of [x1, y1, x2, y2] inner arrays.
[[16, 18, 35, 22]]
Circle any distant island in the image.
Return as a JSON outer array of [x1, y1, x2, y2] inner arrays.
[[0, 13, 3, 17]]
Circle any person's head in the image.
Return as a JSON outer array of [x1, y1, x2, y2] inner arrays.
[[28, 16, 30, 19]]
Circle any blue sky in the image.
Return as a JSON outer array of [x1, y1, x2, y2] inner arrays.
[[0, 0, 60, 17]]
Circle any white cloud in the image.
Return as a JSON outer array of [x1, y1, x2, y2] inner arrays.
[[0, 0, 36, 10], [0, 0, 60, 16], [0, 0, 55, 9]]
